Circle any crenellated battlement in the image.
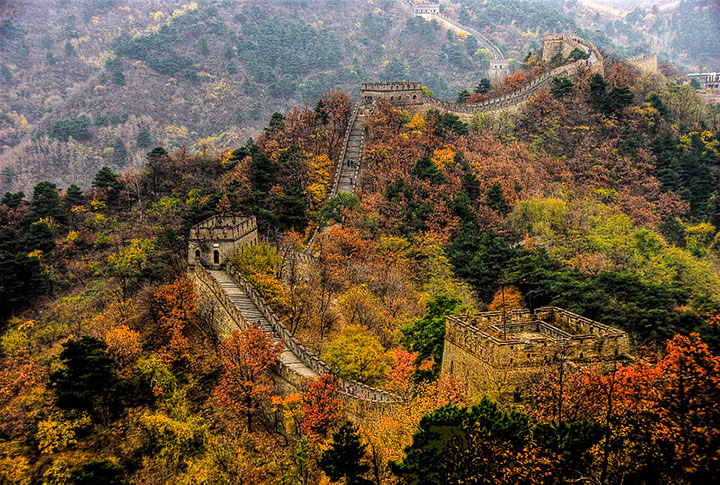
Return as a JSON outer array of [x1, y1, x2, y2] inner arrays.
[[440, 307, 631, 396]]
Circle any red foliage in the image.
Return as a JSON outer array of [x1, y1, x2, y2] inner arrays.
[[301, 374, 343, 439]]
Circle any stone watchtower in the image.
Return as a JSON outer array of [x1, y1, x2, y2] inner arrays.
[[187, 215, 258, 269], [360, 82, 425, 107]]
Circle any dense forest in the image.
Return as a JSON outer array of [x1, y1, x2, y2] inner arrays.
[[2, 19, 720, 478], [1, 0, 717, 193]]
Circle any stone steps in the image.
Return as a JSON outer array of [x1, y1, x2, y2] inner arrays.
[[208, 269, 317, 379]]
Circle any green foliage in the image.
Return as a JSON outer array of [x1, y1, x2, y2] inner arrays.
[[486, 182, 510, 215], [109, 138, 128, 166], [474, 78, 491, 94], [50, 336, 127, 420], [551, 76, 575, 98], [71, 459, 128, 485], [27, 181, 65, 224], [231, 242, 281, 278], [275, 183, 308, 232], [401, 295, 464, 379], [412, 156, 446, 185], [320, 193, 360, 225], [0, 227, 46, 315], [390, 398, 530, 482], [93, 166, 120, 189], [428, 110, 468, 138], [567, 47, 589, 60], [2, 191, 24, 208], [319, 421, 370, 484], [111, 68, 126, 86], [135, 127, 152, 149], [456, 89, 470, 103], [24, 222, 55, 252], [48, 115, 91, 142]]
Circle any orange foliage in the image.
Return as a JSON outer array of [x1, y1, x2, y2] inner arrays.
[[104, 325, 142, 376], [488, 285, 526, 311], [301, 374, 343, 440], [214, 325, 282, 432], [154, 277, 197, 364]]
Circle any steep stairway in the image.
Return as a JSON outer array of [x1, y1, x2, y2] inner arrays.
[[208, 269, 318, 380], [336, 109, 366, 194]]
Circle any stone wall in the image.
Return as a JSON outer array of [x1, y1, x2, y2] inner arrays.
[[627, 53, 658, 74], [360, 82, 424, 107]]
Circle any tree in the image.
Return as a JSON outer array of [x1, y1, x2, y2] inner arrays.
[[50, 337, 126, 422], [27, 181, 65, 224], [319, 421, 371, 484], [390, 399, 560, 483], [64, 184, 84, 209], [154, 277, 197, 364], [71, 460, 128, 484], [214, 325, 281, 432], [320, 193, 360, 225], [551, 76, 575, 98], [136, 127, 152, 149], [93, 166, 120, 189], [275, 183, 308, 232], [1, 191, 23, 208], [475, 78, 491, 94], [324, 326, 391, 385], [401, 295, 464, 379], [110, 138, 128, 166], [107, 238, 156, 298], [302, 374, 343, 439], [486, 182, 510, 215], [567, 47, 589, 60], [488, 285, 526, 311], [24, 221, 55, 252], [456, 89, 470, 103]]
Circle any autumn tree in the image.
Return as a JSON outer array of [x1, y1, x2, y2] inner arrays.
[[301, 374, 343, 439], [488, 285, 526, 311], [108, 238, 156, 298], [214, 325, 281, 432], [324, 326, 391, 385]]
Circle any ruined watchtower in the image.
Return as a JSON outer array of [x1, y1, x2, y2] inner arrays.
[[187, 215, 258, 269], [441, 307, 631, 397]]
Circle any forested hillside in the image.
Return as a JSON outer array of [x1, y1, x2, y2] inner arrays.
[[1, 32, 720, 480], [3, 0, 716, 195]]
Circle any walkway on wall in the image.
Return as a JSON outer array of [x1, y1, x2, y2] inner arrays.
[[198, 265, 400, 402], [209, 269, 318, 379]]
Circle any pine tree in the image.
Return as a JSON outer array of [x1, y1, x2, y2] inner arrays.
[[319, 421, 371, 484], [93, 166, 120, 189], [64, 184, 84, 208], [456, 89, 471, 103], [486, 182, 510, 215], [27, 181, 65, 224], [475, 78, 491, 94], [135, 127, 152, 149], [110, 138, 128, 165]]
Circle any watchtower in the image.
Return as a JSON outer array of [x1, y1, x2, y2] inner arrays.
[[360, 82, 425, 107], [188, 215, 258, 269]]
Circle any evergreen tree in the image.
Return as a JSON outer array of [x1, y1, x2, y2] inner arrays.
[[111, 69, 125, 86], [276, 183, 308, 232], [474, 78, 491, 94], [589, 74, 607, 107], [64, 184, 84, 208], [486, 182, 510, 214], [64, 41, 75, 56], [50, 336, 126, 421], [135, 127, 152, 149], [551, 76, 575, 98], [71, 460, 128, 485], [319, 421, 370, 484], [226, 60, 238, 75], [27, 181, 65, 224], [265, 112, 285, 137], [93, 166, 120, 189], [456, 89, 471, 103], [110, 138, 128, 165], [24, 222, 55, 252], [0, 227, 46, 316], [1, 191, 24, 208]]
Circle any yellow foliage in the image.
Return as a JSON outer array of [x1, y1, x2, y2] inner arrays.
[[488, 285, 526, 311], [306, 183, 327, 204], [0, 325, 30, 355], [36, 413, 91, 454], [0, 442, 31, 485], [431, 147, 456, 169], [27, 249, 43, 260], [65, 231, 79, 243], [406, 113, 426, 132]]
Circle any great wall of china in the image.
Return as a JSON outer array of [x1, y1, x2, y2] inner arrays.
[[190, 3, 610, 409]]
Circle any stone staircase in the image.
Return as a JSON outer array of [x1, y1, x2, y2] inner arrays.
[[336, 109, 366, 194], [208, 269, 318, 380]]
